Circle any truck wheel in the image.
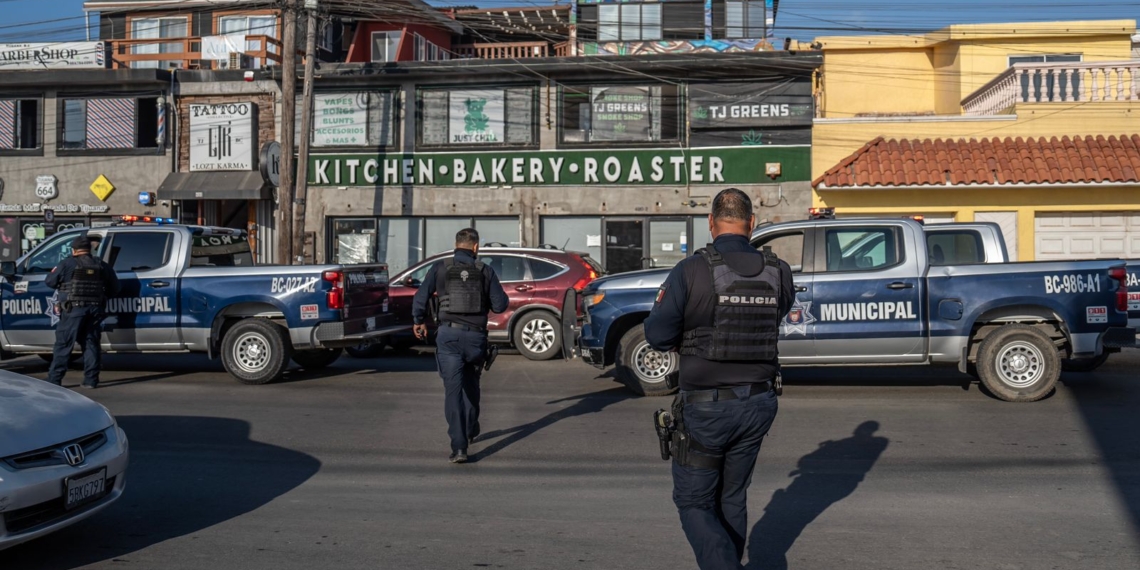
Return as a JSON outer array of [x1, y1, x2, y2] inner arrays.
[[222, 319, 292, 385], [345, 342, 386, 358], [976, 323, 1060, 402], [1061, 353, 1110, 373], [292, 348, 343, 370], [615, 325, 678, 397], [514, 312, 561, 361]]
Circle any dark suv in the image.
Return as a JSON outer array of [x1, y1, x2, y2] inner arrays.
[[378, 246, 600, 360]]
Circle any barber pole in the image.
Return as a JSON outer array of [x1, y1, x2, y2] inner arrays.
[[156, 98, 166, 146]]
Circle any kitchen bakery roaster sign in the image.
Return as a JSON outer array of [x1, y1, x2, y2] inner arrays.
[[307, 146, 809, 187]]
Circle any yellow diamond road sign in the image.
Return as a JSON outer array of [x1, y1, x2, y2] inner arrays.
[[90, 174, 115, 201]]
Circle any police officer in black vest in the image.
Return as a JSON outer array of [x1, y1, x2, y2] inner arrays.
[[645, 188, 794, 570], [412, 228, 509, 464], [45, 236, 120, 388]]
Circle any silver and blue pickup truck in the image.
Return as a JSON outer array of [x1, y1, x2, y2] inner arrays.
[[566, 217, 1134, 402], [0, 221, 402, 384]]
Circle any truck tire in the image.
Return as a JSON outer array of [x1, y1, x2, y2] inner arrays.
[[1061, 353, 1110, 373], [514, 311, 561, 361], [345, 342, 386, 358], [292, 348, 343, 370], [975, 323, 1061, 402], [615, 325, 678, 397], [221, 319, 292, 385]]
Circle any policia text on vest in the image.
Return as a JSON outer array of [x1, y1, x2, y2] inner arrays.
[[643, 188, 795, 570], [44, 236, 121, 389], [411, 229, 509, 465]]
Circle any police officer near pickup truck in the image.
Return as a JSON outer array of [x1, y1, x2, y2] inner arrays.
[[45, 236, 120, 389], [412, 228, 509, 464], [644, 188, 794, 570]]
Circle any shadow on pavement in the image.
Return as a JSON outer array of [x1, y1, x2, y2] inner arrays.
[[1066, 361, 1140, 539], [747, 421, 889, 570], [470, 386, 635, 463], [1, 416, 321, 569], [784, 365, 971, 388]]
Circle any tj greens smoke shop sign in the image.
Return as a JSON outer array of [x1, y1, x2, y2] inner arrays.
[[308, 147, 808, 187]]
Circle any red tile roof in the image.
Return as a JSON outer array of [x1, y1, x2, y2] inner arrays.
[[814, 134, 1140, 189]]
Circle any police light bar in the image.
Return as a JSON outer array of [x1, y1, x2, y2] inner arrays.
[[115, 215, 178, 225], [911, 215, 926, 225], [808, 207, 836, 220]]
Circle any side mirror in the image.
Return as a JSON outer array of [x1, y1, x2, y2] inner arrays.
[[404, 277, 421, 288], [0, 261, 16, 280]]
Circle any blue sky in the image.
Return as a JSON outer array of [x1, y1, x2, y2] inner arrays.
[[1, 0, 1135, 43]]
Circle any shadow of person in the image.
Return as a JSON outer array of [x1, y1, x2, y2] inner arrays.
[[469, 386, 634, 463], [1, 416, 321, 569], [746, 421, 889, 570]]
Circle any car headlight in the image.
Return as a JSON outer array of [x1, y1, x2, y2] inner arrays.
[[584, 292, 605, 307]]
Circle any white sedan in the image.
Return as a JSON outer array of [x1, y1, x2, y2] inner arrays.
[[0, 369, 128, 550]]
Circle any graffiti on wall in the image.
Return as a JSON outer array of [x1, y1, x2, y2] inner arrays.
[[583, 38, 775, 57]]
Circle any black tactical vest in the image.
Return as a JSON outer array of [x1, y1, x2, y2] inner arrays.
[[680, 245, 782, 361], [438, 258, 487, 315], [66, 256, 107, 305]]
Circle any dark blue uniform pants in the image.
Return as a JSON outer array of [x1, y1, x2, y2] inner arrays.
[[673, 387, 778, 570], [47, 305, 104, 387], [435, 326, 487, 452]]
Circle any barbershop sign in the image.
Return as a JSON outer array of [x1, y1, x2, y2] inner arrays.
[[307, 147, 809, 187], [0, 42, 108, 70]]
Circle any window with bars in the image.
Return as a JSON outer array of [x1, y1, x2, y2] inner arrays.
[[725, 0, 767, 38], [417, 86, 536, 149], [597, 3, 662, 42], [59, 96, 162, 151], [0, 99, 40, 152]]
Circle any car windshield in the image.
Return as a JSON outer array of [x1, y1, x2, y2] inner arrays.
[[191, 234, 254, 267]]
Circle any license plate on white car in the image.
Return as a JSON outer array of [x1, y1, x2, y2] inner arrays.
[[64, 468, 107, 510]]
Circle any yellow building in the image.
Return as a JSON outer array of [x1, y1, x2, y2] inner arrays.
[[811, 20, 1140, 261]]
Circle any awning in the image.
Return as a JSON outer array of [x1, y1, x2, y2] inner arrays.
[[158, 171, 270, 200]]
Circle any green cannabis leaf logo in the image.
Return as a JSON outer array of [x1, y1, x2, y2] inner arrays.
[[741, 129, 764, 146], [693, 106, 709, 120]]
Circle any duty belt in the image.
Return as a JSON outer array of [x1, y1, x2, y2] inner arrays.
[[444, 321, 486, 333], [681, 381, 772, 403]]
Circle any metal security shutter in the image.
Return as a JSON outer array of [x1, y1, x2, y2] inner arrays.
[[1035, 212, 1140, 260]]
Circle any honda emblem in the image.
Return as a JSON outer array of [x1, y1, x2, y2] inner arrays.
[[62, 443, 85, 466]]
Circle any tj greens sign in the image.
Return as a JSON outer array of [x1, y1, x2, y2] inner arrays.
[[307, 147, 808, 187], [689, 80, 813, 130]]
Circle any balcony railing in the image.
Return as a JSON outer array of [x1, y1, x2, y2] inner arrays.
[[106, 35, 284, 70], [452, 41, 553, 59], [963, 61, 1140, 116]]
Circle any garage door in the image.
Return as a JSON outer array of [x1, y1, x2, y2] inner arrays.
[[1035, 212, 1140, 260]]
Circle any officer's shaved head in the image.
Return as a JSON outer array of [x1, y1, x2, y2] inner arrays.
[[455, 228, 480, 248], [711, 188, 753, 222], [709, 188, 756, 240]]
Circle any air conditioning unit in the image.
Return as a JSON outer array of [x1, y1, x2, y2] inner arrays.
[[219, 53, 254, 70]]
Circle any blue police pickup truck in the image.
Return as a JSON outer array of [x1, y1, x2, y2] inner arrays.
[[565, 217, 1134, 402], [0, 220, 402, 384]]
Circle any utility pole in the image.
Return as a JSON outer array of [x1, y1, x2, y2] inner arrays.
[[293, 1, 318, 263], [277, 0, 298, 265]]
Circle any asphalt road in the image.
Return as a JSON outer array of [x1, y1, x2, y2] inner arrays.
[[2, 348, 1138, 570]]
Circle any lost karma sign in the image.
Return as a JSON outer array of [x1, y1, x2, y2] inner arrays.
[[307, 147, 809, 187], [189, 102, 256, 171]]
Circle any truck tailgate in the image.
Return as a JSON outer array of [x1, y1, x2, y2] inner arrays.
[[340, 264, 397, 336]]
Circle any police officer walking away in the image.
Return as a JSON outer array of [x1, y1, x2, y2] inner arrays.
[[45, 236, 120, 388], [645, 188, 793, 569], [412, 228, 509, 464]]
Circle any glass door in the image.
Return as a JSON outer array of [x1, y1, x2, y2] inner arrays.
[[603, 219, 645, 274], [647, 219, 686, 269]]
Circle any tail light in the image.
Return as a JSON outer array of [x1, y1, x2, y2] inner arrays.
[[324, 270, 344, 310], [572, 257, 599, 291], [1110, 266, 1128, 312]]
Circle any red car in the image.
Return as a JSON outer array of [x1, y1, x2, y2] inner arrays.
[[373, 246, 600, 360]]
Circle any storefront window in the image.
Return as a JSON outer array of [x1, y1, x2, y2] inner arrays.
[[560, 84, 680, 145], [474, 218, 522, 247], [542, 216, 717, 275], [331, 219, 376, 264], [376, 218, 421, 276], [648, 219, 686, 268], [541, 217, 602, 261], [425, 218, 471, 257], [417, 86, 536, 148], [690, 216, 713, 252], [301, 91, 397, 148]]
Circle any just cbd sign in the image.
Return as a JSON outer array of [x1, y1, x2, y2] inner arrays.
[[307, 147, 809, 187]]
